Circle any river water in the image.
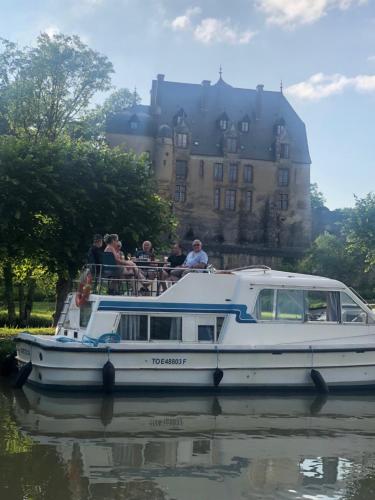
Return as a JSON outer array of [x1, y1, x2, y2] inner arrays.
[[1, 380, 375, 500]]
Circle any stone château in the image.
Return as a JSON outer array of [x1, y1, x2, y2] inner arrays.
[[106, 74, 311, 268]]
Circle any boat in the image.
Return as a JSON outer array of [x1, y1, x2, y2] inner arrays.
[[14, 265, 375, 391]]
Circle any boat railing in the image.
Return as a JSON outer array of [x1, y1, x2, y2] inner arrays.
[[74, 263, 216, 297], [230, 265, 271, 273]]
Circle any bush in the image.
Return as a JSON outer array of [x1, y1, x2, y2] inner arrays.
[[0, 312, 52, 328]]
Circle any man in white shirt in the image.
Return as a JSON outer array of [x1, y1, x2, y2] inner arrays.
[[170, 239, 208, 281], [184, 239, 208, 269]]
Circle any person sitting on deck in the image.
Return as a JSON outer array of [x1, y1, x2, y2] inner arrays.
[[160, 242, 186, 291], [135, 241, 157, 280], [170, 239, 208, 282], [104, 234, 144, 280]]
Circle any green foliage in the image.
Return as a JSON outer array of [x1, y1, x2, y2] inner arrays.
[[298, 192, 375, 297], [0, 33, 113, 140], [345, 193, 375, 270], [310, 182, 326, 210], [0, 135, 174, 278], [298, 232, 358, 285], [75, 87, 141, 141], [0, 328, 54, 339]]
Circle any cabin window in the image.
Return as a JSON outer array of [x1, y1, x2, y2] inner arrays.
[[117, 314, 148, 340], [305, 291, 340, 323], [79, 302, 92, 328], [255, 289, 303, 321], [276, 290, 304, 321], [340, 292, 367, 324], [256, 289, 275, 320], [255, 288, 367, 324], [198, 325, 215, 342], [150, 316, 182, 341]]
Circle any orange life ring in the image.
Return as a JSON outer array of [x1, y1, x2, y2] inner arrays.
[[75, 271, 92, 307]]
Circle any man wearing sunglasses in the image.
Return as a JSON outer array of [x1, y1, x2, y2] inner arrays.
[[170, 239, 208, 282], [184, 240, 208, 269]]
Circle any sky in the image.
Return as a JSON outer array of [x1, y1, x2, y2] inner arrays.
[[1, 0, 375, 209]]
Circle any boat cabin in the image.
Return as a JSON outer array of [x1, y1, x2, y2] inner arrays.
[[57, 267, 375, 347]]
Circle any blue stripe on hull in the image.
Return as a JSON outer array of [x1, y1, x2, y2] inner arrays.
[[98, 301, 256, 323], [26, 379, 375, 394]]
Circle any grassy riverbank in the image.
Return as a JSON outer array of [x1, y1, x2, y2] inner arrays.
[[0, 328, 54, 361], [0, 301, 54, 361]]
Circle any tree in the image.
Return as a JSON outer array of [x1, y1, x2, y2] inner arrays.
[[0, 136, 174, 324], [297, 232, 358, 285], [345, 193, 375, 270], [74, 87, 141, 141], [0, 33, 113, 140], [310, 182, 326, 210]]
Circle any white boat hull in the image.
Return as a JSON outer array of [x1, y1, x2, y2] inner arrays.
[[16, 333, 375, 391]]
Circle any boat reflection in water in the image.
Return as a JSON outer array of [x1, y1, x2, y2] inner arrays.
[[14, 387, 375, 499]]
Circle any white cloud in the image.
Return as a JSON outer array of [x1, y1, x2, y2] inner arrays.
[[368, 55, 375, 62], [170, 7, 201, 31], [194, 18, 255, 44], [168, 7, 255, 45], [257, 0, 367, 28], [44, 25, 60, 37], [286, 72, 375, 100]]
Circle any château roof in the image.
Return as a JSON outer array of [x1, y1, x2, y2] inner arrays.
[[106, 76, 311, 164]]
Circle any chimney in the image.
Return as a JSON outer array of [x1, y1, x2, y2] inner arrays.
[[151, 74, 165, 115], [256, 83, 264, 120], [200, 80, 211, 111]]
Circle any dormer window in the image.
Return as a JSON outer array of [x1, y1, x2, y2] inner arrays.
[[241, 121, 249, 133], [174, 108, 187, 126], [176, 133, 188, 148], [277, 124, 285, 136], [275, 118, 286, 138], [219, 119, 227, 130], [218, 112, 229, 131]]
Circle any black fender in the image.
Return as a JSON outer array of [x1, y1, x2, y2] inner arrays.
[[213, 368, 224, 387], [14, 362, 33, 389], [310, 368, 329, 394], [102, 360, 115, 394]]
